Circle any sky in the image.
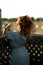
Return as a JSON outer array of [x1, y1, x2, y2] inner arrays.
[[0, 0, 43, 19]]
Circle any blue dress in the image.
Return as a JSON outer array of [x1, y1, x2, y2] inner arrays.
[[5, 30, 29, 65]]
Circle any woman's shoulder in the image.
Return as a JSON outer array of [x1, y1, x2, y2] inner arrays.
[[7, 30, 18, 34], [5, 30, 19, 39]]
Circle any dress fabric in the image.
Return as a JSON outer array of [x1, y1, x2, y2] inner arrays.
[[5, 30, 29, 65]]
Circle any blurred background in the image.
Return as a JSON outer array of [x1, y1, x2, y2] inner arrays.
[[0, 0, 43, 35]]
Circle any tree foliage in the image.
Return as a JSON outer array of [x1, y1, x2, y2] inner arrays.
[[31, 17, 35, 21], [9, 18, 17, 22], [36, 18, 43, 21], [2, 18, 8, 22]]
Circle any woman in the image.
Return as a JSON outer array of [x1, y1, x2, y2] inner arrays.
[[5, 15, 35, 65]]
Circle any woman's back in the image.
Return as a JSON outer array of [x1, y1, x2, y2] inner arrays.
[[5, 30, 29, 65]]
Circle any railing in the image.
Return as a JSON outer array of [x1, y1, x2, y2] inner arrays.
[[0, 34, 43, 65], [0, 36, 11, 65], [26, 34, 43, 65]]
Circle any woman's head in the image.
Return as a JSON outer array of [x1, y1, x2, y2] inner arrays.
[[16, 15, 35, 36]]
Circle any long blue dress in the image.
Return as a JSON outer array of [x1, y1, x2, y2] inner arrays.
[[5, 30, 29, 65]]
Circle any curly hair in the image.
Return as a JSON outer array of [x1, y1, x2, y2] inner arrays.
[[17, 15, 35, 36]]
